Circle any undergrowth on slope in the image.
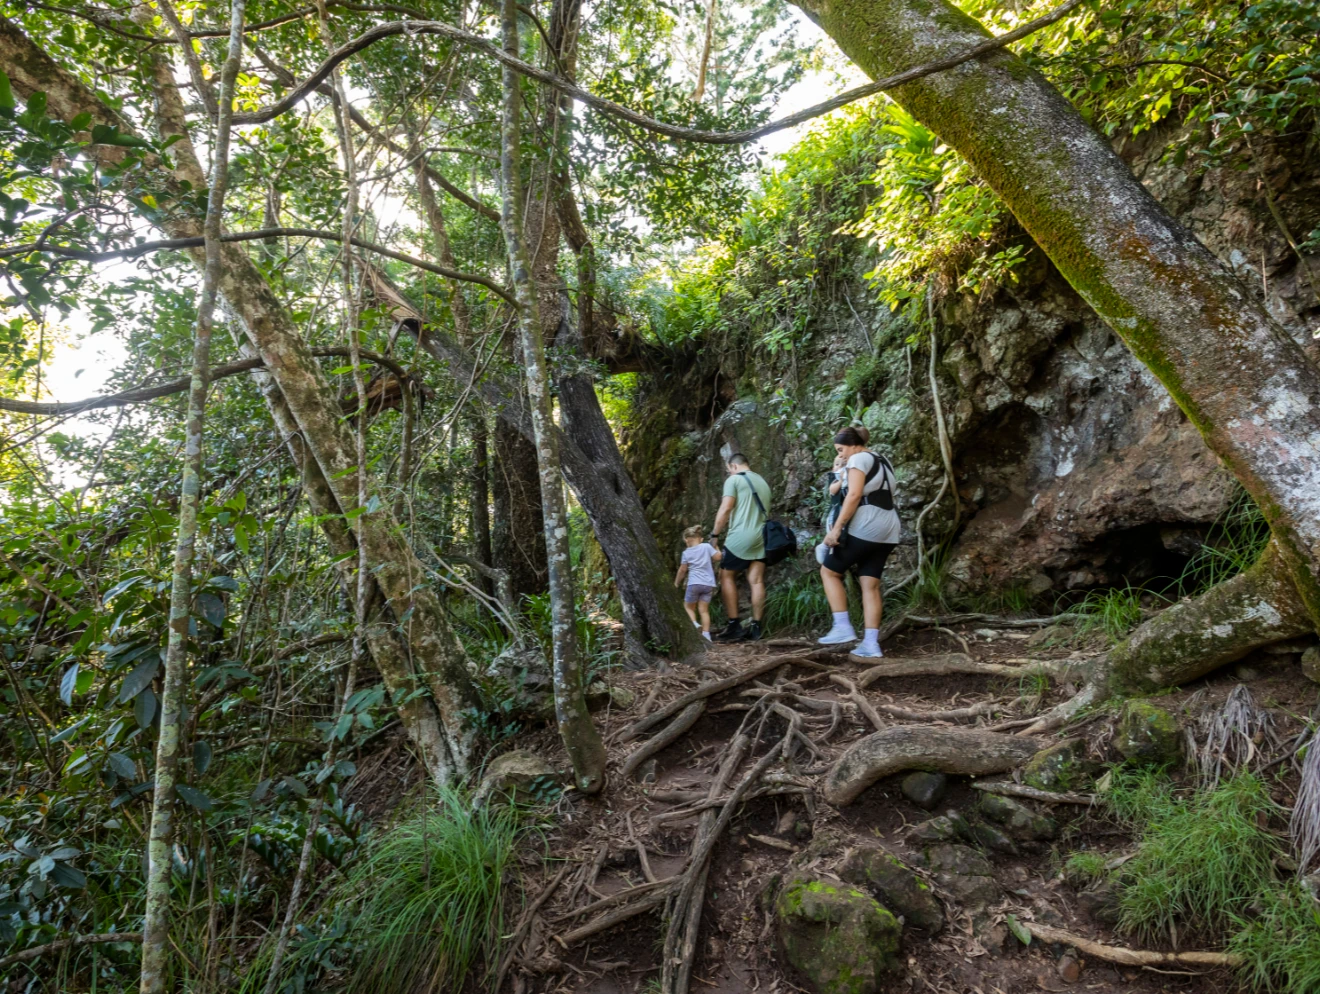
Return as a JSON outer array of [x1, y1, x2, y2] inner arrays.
[[1107, 770, 1280, 943], [330, 787, 524, 994], [1091, 768, 1320, 993]]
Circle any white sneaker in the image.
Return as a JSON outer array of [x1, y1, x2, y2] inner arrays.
[[817, 625, 858, 645], [702, 631, 712, 641], [851, 643, 884, 659]]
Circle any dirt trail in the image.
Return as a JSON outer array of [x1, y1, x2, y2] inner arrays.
[[493, 622, 1312, 994]]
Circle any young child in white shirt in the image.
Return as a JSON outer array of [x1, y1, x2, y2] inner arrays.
[[674, 525, 722, 640]]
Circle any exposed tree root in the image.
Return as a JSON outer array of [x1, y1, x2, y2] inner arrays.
[[495, 864, 570, 994], [1022, 544, 1313, 736], [971, 781, 1095, 805], [829, 674, 887, 731], [1022, 922, 1242, 969], [854, 653, 1070, 687], [824, 726, 1047, 806], [620, 701, 706, 778], [620, 652, 818, 741]]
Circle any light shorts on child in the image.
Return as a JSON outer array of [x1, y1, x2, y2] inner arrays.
[[685, 583, 715, 604]]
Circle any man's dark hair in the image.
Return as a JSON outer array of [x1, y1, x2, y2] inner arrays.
[[727, 453, 750, 468]]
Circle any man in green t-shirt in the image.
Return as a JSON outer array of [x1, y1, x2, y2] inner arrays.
[[710, 453, 771, 642]]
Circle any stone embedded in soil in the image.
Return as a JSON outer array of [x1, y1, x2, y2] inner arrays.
[[474, 748, 555, 807], [1302, 645, 1320, 685], [967, 820, 1018, 855], [905, 815, 960, 844], [1058, 953, 1082, 983], [1115, 700, 1182, 766], [1077, 879, 1121, 925], [901, 771, 949, 810], [980, 794, 1057, 841], [913, 844, 1000, 917], [839, 845, 945, 933], [1022, 737, 1097, 791], [774, 873, 902, 994]]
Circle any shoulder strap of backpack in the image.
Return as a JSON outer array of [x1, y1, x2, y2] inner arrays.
[[737, 472, 769, 516]]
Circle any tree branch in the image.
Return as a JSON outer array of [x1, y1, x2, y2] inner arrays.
[[0, 347, 410, 416], [0, 932, 143, 970], [228, 0, 1085, 142], [1, 227, 516, 305]]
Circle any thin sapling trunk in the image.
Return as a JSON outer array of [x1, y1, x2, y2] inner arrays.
[[139, 1, 246, 990], [499, 0, 605, 793]]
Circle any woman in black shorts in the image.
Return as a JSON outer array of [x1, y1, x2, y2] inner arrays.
[[816, 426, 900, 658]]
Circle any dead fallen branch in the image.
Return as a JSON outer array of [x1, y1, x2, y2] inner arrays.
[[0, 932, 142, 969], [620, 652, 817, 742], [824, 726, 1047, 806], [971, 781, 1096, 805], [875, 697, 1014, 723], [556, 888, 672, 945], [1022, 921, 1242, 969], [620, 701, 706, 778], [557, 877, 678, 922], [494, 863, 570, 994]]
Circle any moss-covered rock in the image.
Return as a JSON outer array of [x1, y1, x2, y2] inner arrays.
[[1301, 645, 1320, 685], [1022, 737, 1098, 791], [839, 845, 945, 933], [774, 873, 902, 994], [1116, 700, 1182, 766], [979, 794, 1057, 841]]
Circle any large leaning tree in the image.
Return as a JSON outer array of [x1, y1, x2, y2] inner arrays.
[[787, 0, 1320, 725]]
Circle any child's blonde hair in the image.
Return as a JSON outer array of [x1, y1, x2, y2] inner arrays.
[[682, 525, 705, 541]]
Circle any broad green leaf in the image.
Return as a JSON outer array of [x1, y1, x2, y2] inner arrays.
[[175, 784, 213, 811], [59, 664, 79, 706], [107, 752, 136, 780], [134, 687, 157, 728], [193, 739, 212, 775], [118, 657, 160, 703]]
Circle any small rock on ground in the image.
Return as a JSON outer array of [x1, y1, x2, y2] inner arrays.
[[980, 793, 1057, 841], [1116, 700, 1182, 766], [901, 771, 948, 810]]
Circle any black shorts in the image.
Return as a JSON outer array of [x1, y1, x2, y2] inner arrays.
[[822, 536, 895, 580], [720, 549, 765, 573]]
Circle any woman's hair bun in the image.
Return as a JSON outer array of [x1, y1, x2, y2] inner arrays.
[[833, 425, 870, 446]]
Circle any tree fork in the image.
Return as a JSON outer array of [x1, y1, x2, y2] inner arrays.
[[790, 0, 1320, 628]]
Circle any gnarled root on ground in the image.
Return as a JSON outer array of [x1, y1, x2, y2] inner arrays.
[[620, 700, 705, 778], [854, 653, 1076, 687], [1021, 543, 1313, 736], [1023, 922, 1242, 969], [823, 726, 1047, 806]]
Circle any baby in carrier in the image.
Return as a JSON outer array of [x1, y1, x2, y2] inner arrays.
[[674, 525, 722, 640]]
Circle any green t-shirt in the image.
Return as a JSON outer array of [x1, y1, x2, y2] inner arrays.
[[722, 471, 771, 560]]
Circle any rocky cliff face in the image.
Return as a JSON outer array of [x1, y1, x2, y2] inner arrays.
[[626, 125, 1319, 598]]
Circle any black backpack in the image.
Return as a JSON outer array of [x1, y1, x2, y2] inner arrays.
[[738, 473, 798, 566]]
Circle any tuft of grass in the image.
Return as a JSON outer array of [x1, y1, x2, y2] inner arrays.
[[332, 786, 524, 994], [1067, 584, 1159, 643], [1106, 771, 1280, 944], [1176, 487, 1269, 597], [764, 570, 839, 633], [1229, 882, 1320, 994], [1063, 850, 1108, 884], [889, 550, 952, 615], [966, 583, 1038, 616]]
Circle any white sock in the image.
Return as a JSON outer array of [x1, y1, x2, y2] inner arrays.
[[832, 611, 851, 627], [859, 628, 880, 649], [693, 620, 701, 628]]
